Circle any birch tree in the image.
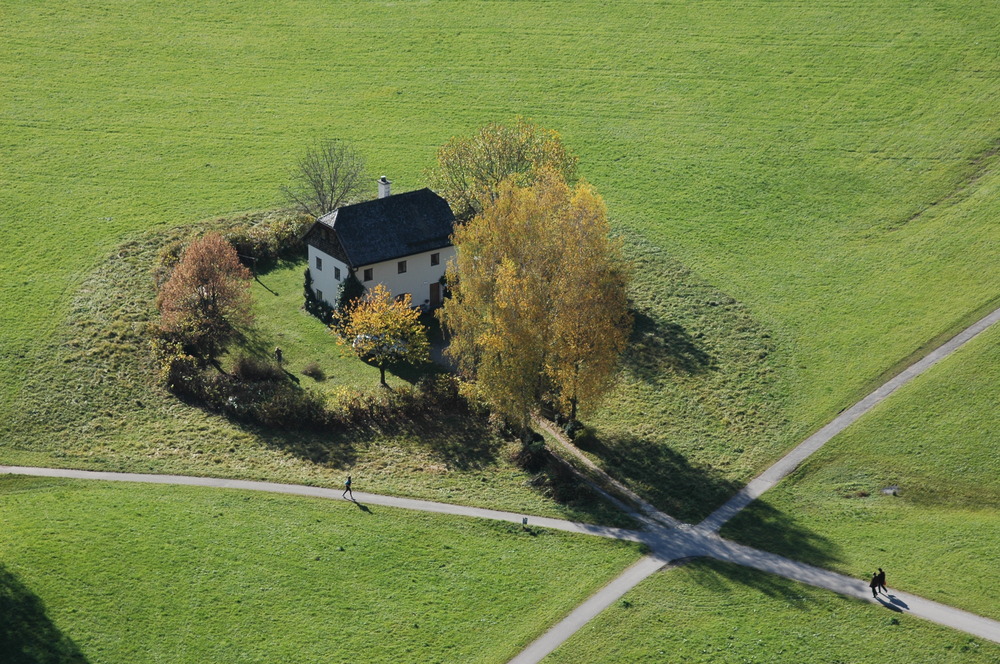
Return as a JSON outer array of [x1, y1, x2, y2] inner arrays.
[[441, 170, 631, 432]]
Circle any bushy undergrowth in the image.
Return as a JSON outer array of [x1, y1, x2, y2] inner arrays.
[[149, 210, 454, 432], [156, 336, 468, 431], [154, 210, 312, 287]]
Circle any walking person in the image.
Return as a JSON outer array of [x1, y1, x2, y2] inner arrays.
[[869, 572, 879, 598], [876, 568, 887, 595], [342, 475, 354, 500]]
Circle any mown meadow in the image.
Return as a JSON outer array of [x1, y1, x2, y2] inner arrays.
[[722, 324, 1000, 620], [3, 1, 998, 515], [543, 558, 1000, 664], [0, 475, 642, 663], [1, 0, 999, 659]]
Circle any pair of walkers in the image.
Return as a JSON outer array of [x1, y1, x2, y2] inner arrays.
[[869, 568, 887, 598]]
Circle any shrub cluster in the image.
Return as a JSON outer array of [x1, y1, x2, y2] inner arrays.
[[154, 211, 313, 287], [327, 375, 466, 427], [224, 212, 313, 269], [301, 361, 325, 381], [153, 336, 466, 432], [303, 268, 335, 325]]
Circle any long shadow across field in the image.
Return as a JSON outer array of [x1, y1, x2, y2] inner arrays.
[[576, 431, 741, 523], [620, 310, 714, 382], [0, 564, 89, 664], [721, 499, 846, 570]]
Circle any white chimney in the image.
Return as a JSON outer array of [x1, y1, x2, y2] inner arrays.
[[378, 175, 392, 199]]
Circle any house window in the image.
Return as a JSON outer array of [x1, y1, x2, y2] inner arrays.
[[315, 256, 323, 270], [398, 260, 407, 274], [363, 268, 373, 282], [315, 289, 323, 302], [334, 267, 341, 280], [431, 252, 440, 266]]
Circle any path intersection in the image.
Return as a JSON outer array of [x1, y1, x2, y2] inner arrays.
[[2, 306, 999, 661]]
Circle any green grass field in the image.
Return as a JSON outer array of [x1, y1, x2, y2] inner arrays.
[[543, 558, 1000, 663], [722, 324, 1000, 620], [3, 1, 998, 515], [2, 1, 999, 655], [0, 475, 642, 663]]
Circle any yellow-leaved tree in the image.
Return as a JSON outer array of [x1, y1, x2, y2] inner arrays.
[[440, 169, 631, 435], [337, 285, 430, 387]]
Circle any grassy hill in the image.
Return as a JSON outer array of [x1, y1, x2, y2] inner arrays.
[[3, 1, 998, 501]]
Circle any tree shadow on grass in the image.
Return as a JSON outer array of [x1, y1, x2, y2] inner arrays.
[[720, 499, 844, 571], [620, 310, 713, 383], [681, 555, 841, 609], [0, 564, 89, 664], [576, 432, 740, 523], [248, 409, 502, 473]]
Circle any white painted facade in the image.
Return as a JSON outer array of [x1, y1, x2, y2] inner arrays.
[[308, 244, 454, 309], [306, 245, 350, 306]]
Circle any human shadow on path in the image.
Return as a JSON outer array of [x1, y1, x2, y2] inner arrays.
[[351, 500, 372, 514], [0, 564, 90, 664], [886, 594, 908, 610], [876, 596, 904, 612]]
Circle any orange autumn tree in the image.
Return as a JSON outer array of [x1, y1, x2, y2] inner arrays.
[[441, 169, 631, 435], [337, 285, 430, 387], [156, 232, 253, 362]]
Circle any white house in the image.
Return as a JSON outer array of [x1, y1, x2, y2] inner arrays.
[[304, 177, 456, 309]]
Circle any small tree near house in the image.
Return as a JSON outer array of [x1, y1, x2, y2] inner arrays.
[[427, 117, 578, 221], [336, 284, 430, 387], [283, 139, 368, 219], [156, 232, 254, 362]]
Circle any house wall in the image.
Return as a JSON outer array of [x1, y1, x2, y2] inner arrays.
[[359, 246, 455, 308], [307, 245, 350, 306]]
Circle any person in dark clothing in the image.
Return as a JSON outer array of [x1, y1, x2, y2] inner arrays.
[[876, 568, 887, 594], [869, 573, 879, 598], [342, 475, 353, 500]]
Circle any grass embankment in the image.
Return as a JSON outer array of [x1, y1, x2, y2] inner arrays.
[[543, 558, 1000, 664], [3, 0, 999, 516], [0, 476, 642, 663], [722, 324, 1000, 620], [0, 225, 630, 527], [577, 241, 787, 522]]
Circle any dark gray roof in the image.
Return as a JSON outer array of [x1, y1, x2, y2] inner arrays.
[[309, 188, 455, 267]]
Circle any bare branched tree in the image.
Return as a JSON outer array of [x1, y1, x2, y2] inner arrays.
[[283, 139, 368, 218]]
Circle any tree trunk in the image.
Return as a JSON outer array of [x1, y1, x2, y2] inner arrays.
[[379, 365, 387, 387]]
